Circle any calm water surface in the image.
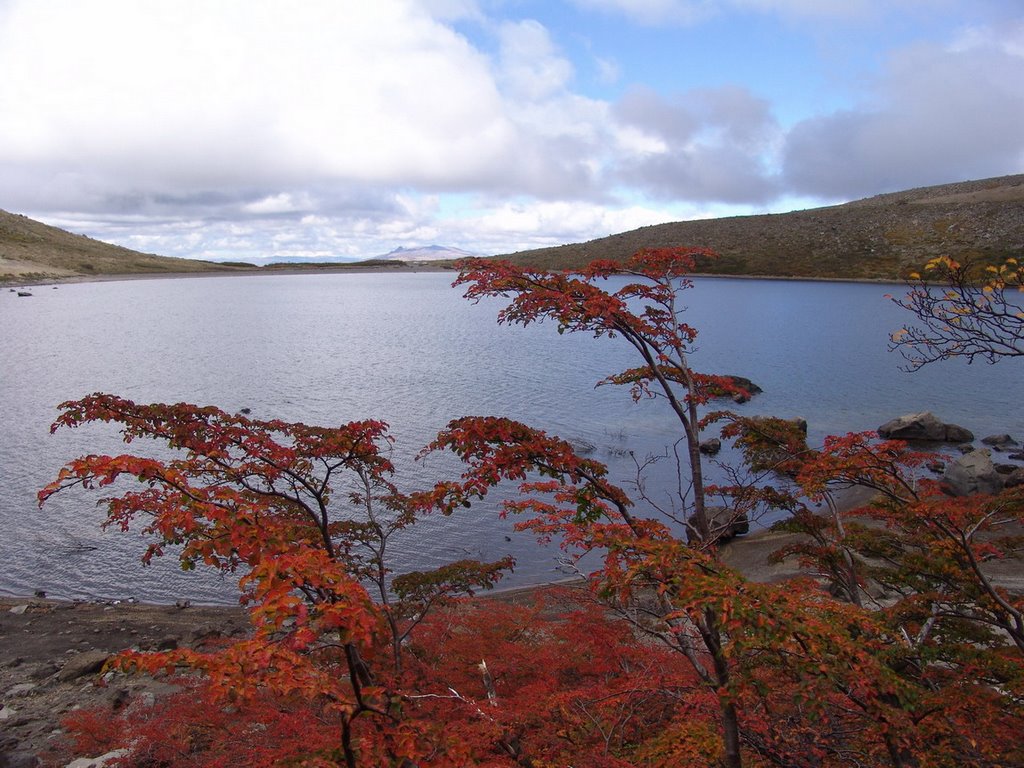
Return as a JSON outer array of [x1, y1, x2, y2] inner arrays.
[[1, 272, 1019, 603]]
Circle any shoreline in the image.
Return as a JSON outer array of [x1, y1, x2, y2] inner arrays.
[[0, 492, 869, 607], [2, 263, 906, 289]]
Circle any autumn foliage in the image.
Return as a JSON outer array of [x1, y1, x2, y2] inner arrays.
[[41, 248, 1024, 767], [890, 254, 1024, 367]]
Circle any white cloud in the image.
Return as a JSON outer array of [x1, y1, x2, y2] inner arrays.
[[458, 199, 684, 252], [497, 20, 574, 101], [612, 85, 781, 202], [782, 27, 1024, 197], [0, 1, 516, 196], [243, 193, 313, 215], [0, 0, 621, 224]]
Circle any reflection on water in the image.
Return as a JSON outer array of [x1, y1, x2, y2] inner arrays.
[[1, 272, 1018, 603]]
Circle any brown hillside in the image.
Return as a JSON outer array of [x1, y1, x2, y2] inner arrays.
[[0, 209, 249, 282], [498, 175, 1024, 279]]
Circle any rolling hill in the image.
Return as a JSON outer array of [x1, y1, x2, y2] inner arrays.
[[3, 174, 1022, 283], [0, 210, 250, 282], [498, 174, 1024, 279]]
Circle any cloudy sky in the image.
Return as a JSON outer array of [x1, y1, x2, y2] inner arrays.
[[1, 0, 1022, 263]]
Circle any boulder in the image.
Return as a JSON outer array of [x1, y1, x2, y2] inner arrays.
[[943, 449, 1004, 496], [748, 415, 808, 435], [699, 438, 721, 455], [689, 506, 749, 542], [727, 376, 762, 404], [944, 423, 976, 443], [1005, 469, 1024, 489], [982, 434, 1019, 452], [57, 649, 111, 682], [877, 412, 974, 443]]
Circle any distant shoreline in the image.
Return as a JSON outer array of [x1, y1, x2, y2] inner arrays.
[[4, 263, 903, 288]]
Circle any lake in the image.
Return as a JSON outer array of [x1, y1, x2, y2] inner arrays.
[[1, 272, 1019, 604]]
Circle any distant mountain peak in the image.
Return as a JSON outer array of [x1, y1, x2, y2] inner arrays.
[[377, 244, 479, 262]]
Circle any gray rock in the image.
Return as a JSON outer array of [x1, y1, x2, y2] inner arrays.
[[699, 438, 721, 455], [190, 623, 223, 643], [66, 749, 131, 768], [1008, 451, 1024, 461], [29, 663, 58, 680], [943, 449, 1004, 496], [690, 506, 749, 542], [982, 434, 1019, 451], [57, 650, 111, 682], [0, 751, 40, 768], [1005, 469, 1024, 489], [878, 412, 974, 443], [945, 423, 976, 443]]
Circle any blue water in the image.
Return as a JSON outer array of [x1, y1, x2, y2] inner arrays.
[[1, 272, 1019, 604]]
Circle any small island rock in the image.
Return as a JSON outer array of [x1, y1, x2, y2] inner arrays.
[[878, 412, 974, 443]]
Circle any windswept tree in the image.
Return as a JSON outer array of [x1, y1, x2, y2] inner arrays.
[[422, 250, 833, 767], [890, 255, 1024, 368], [39, 395, 512, 767]]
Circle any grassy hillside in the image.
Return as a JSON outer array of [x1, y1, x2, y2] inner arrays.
[[0, 209, 251, 282], [497, 175, 1024, 280]]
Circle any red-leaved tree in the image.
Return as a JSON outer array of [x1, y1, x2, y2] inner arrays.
[[39, 395, 512, 766]]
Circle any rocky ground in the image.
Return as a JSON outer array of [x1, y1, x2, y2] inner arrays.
[[0, 516, 911, 767], [1, 546, 803, 768], [0, 598, 246, 767]]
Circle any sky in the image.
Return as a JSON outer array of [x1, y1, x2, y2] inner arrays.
[[0, 0, 1022, 263]]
